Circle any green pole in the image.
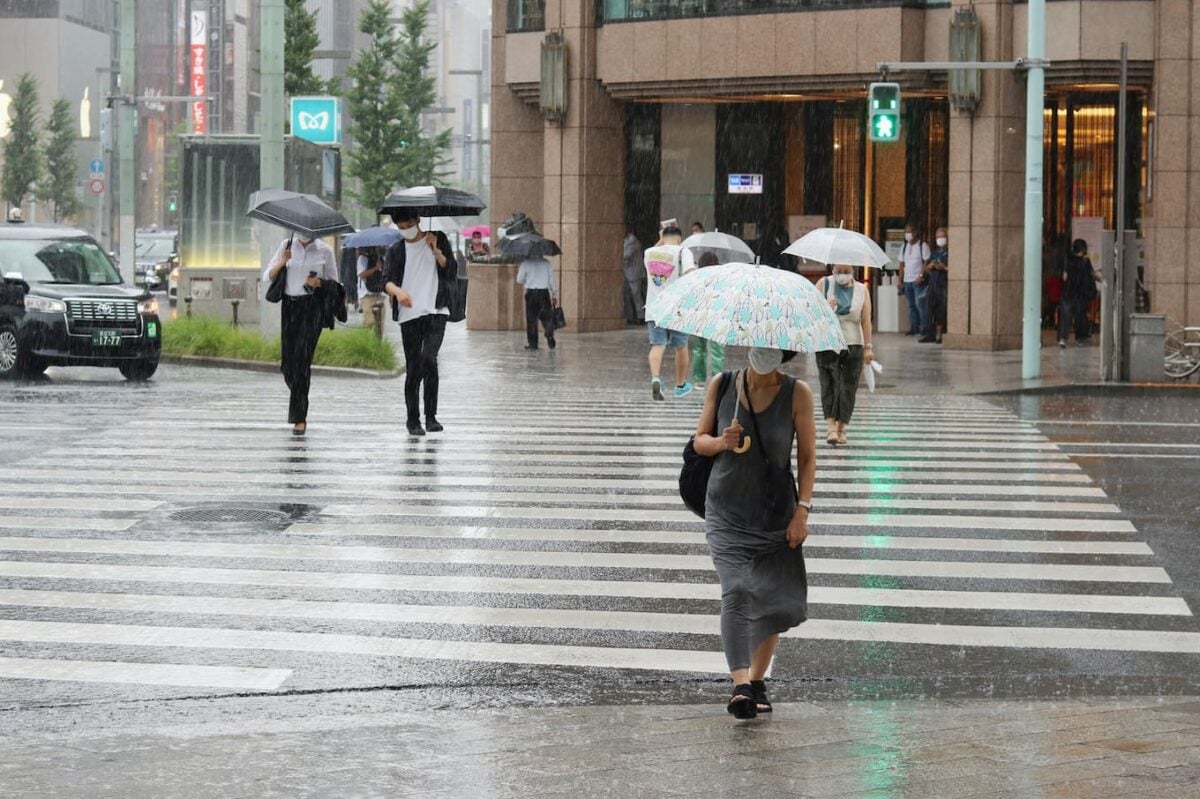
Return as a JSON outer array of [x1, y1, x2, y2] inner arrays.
[[118, 0, 136, 284], [260, 0, 285, 190], [1022, 0, 1046, 380]]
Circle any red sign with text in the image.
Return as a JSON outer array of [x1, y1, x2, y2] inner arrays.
[[190, 44, 206, 134]]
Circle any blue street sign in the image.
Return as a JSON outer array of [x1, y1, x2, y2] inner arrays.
[[289, 96, 341, 145], [89, 159, 105, 174]]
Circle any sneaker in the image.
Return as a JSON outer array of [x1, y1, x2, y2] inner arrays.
[[651, 377, 664, 401], [1058, 340, 1067, 348], [674, 382, 695, 399]]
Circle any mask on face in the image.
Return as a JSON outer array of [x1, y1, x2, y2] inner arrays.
[[400, 225, 421, 241], [904, 232, 914, 242], [834, 272, 854, 286], [748, 348, 783, 375], [497, 227, 508, 239], [936, 237, 948, 247]]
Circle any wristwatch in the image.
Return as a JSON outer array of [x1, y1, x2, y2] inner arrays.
[[797, 499, 813, 511]]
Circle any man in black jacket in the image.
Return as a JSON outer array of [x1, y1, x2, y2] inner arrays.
[[384, 210, 458, 436], [1059, 238, 1099, 347]]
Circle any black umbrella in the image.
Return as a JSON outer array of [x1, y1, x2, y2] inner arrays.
[[378, 185, 486, 218], [500, 232, 561, 259], [247, 189, 355, 238]]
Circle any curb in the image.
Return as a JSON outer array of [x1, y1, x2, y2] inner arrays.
[[976, 381, 1200, 396], [160, 354, 403, 380]]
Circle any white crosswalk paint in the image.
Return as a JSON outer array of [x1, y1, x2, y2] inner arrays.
[[0, 656, 292, 690], [0, 515, 137, 531]]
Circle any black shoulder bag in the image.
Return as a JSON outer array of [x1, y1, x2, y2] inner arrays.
[[742, 370, 800, 528], [679, 370, 733, 518], [265, 263, 287, 304]]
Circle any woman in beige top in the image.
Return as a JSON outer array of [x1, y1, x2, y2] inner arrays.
[[813, 265, 874, 446]]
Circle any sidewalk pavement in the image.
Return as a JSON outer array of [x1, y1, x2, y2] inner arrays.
[[4, 695, 1199, 797]]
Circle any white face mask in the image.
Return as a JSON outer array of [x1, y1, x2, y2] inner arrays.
[[904, 232, 914, 242], [834, 272, 854, 286], [400, 225, 421, 241], [497, 227, 508, 238], [936, 237, 948, 247], [748, 348, 783, 375]]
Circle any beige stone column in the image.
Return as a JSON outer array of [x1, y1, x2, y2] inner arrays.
[[943, 0, 1026, 350], [1144, 0, 1198, 326], [540, 0, 626, 333]]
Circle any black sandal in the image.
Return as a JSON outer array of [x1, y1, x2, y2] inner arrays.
[[751, 680, 773, 714], [727, 683, 758, 720]]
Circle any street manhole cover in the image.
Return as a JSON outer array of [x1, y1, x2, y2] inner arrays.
[[170, 507, 289, 525]]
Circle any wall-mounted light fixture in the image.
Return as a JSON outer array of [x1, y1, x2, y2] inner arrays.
[[540, 32, 567, 124]]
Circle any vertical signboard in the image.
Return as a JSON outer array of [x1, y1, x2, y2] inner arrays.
[[190, 8, 207, 133]]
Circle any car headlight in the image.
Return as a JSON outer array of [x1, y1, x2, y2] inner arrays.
[[138, 297, 160, 316], [24, 295, 67, 314]]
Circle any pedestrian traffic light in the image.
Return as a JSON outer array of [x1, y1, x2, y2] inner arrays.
[[869, 82, 901, 143], [166, 193, 178, 214]]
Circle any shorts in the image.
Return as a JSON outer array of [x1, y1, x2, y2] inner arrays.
[[648, 320, 689, 348]]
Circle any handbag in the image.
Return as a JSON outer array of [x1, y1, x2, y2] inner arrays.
[[678, 370, 733, 518], [741, 369, 800, 527], [447, 277, 468, 323], [552, 304, 566, 329], [265, 263, 287, 304]]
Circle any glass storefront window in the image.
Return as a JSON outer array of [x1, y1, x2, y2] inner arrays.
[[601, 0, 923, 24], [508, 0, 546, 32]]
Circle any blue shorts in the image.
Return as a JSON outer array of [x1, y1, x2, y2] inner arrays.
[[648, 321, 688, 348]]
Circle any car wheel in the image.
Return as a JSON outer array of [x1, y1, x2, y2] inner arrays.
[[0, 324, 20, 379], [119, 358, 159, 381]]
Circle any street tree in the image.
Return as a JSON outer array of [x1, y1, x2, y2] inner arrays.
[[39, 98, 80, 222], [1, 73, 43, 211], [284, 0, 338, 96], [393, 1, 451, 187], [345, 0, 403, 212]]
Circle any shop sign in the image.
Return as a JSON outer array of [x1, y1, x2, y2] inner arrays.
[[727, 174, 763, 195]]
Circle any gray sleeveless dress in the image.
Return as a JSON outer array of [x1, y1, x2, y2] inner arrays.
[[705, 372, 808, 671]]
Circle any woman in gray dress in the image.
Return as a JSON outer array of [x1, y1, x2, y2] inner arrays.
[[693, 348, 817, 719]]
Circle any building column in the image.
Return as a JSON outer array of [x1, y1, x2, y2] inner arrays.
[[1144, 0, 1198, 327], [943, 0, 1026, 350], [541, 0, 625, 333]]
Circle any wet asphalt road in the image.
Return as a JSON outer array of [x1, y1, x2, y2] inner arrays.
[[0, 326, 1198, 737]]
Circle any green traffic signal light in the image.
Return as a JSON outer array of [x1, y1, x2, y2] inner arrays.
[[868, 82, 902, 143]]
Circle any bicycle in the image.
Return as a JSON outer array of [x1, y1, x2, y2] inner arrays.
[[1164, 321, 1200, 380]]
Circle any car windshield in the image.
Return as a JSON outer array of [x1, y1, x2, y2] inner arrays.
[[136, 238, 175, 260], [0, 237, 123, 285]]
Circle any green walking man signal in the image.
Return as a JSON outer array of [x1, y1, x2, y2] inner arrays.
[[869, 82, 902, 143]]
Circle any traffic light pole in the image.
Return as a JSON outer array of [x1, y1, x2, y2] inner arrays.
[[878, 2, 1049, 379], [117, 0, 136, 285]]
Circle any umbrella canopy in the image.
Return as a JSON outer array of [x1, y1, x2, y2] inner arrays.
[[343, 226, 401, 249], [426, 216, 462, 234], [379, 185, 486, 218], [500, 232, 561, 259], [462, 224, 491, 239], [247, 189, 354, 239], [783, 227, 889, 268], [646, 262, 847, 352], [680, 232, 754, 265]]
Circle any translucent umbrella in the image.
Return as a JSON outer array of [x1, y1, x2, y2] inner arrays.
[[680, 231, 754, 265], [646, 261, 847, 352], [783, 227, 889, 268]]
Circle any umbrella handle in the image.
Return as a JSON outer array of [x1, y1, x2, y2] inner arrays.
[[730, 418, 752, 454]]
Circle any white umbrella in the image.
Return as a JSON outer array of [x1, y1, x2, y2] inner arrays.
[[680, 231, 755, 265], [426, 216, 462, 234], [784, 227, 889, 268], [646, 261, 847, 353]]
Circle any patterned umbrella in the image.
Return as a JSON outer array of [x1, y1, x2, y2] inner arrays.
[[646, 261, 847, 352]]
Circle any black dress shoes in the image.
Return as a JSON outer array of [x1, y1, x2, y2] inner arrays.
[[425, 418, 444, 433], [407, 422, 426, 436]]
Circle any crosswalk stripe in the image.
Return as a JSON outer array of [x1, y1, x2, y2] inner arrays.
[[0, 656, 292, 690], [0, 536, 1168, 582], [316, 505, 1138, 532], [280, 525, 1154, 555], [0, 497, 161, 512], [0, 515, 137, 531]]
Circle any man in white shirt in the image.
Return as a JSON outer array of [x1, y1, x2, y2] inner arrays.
[[899, 223, 931, 336], [356, 246, 387, 337], [517, 256, 559, 350], [644, 225, 693, 401], [384, 210, 456, 437]]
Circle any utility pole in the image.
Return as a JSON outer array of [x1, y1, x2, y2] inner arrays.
[[1021, 0, 1046, 380], [259, 0, 285, 336], [117, 0, 136, 285]]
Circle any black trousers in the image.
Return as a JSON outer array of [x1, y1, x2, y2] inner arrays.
[[815, 345, 865, 424], [401, 313, 447, 424], [1059, 297, 1092, 342], [925, 286, 948, 334], [524, 289, 556, 347], [281, 295, 324, 424]]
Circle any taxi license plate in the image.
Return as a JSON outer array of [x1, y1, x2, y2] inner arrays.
[[91, 330, 123, 347]]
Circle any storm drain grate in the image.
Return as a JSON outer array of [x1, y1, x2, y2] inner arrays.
[[170, 507, 290, 525]]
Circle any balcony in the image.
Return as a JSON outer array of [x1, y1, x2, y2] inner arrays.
[[600, 0, 931, 23]]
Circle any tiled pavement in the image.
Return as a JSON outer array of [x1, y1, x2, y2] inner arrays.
[[3, 696, 1200, 797]]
